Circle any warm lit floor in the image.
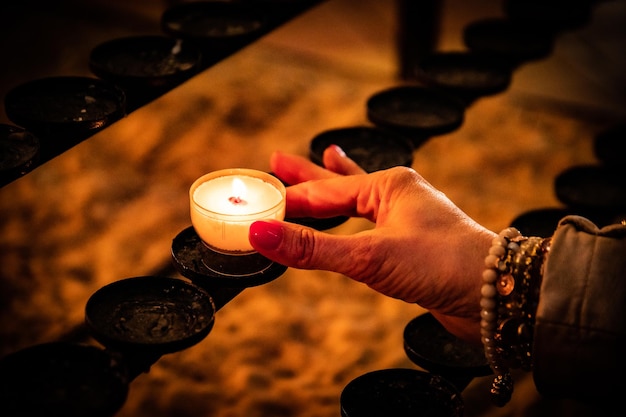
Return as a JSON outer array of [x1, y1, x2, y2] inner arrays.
[[1, 1, 625, 416]]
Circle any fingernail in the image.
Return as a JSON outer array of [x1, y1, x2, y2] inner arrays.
[[249, 220, 283, 250], [329, 144, 346, 157]]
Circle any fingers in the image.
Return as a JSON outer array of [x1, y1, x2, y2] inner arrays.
[[270, 151, 337, 185], [322, 145, 366, 175], [270, 145, 365, 186], [249, 219, 417, 303], [249, 219, 364, 274], [282, 173, 377, 220]]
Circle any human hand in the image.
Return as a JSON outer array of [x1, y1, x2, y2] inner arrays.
[[249, 146, 496, 343]]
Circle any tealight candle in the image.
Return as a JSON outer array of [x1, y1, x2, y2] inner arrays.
[[190, 168, 286, 254]]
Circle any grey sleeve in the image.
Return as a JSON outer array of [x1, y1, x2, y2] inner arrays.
[[532, 215, 626, 404]]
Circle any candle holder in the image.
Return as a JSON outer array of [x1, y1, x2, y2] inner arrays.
[[173, 168, 288, 288], [503, 0, 592, 33], [366, 86, 465, 149], [309, 126, 414, 173], [172, 225, 288, 288], [84, 276, 216, 356], [340, 368, 464, 417], [554, 164, 626, 214], [0, 342, 129, 417], [594, 123, 626, 169], [403, 313, 491, 391], [463, 18, 555, 69], [3, 76, 126, 160], [0, 124, 40, 187], [89, 35, 203, 111], [160, 1, 269, 68], [412, 51, 513, 106]]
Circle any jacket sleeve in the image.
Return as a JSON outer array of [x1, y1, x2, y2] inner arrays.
[[532, 215, 626, 405]]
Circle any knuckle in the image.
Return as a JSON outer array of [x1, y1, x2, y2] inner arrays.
[[291, 227, 318, 269]]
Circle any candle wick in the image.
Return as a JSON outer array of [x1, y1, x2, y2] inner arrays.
[[229, 196, 246, 205]]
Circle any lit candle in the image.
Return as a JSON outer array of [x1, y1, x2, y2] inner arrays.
[[190, 169, 286, 253]]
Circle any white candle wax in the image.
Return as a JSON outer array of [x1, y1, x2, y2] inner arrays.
[[190, 169, 286, 253]]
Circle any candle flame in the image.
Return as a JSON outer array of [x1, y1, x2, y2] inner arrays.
[[229, 177, 247, 205]]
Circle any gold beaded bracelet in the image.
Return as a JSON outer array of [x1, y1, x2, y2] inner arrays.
[[481, 227, 551, 407]]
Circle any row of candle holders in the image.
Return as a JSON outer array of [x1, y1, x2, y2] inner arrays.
[[0, 0, 598, 187], [0, 0, 322, 188], [1, 0, 620, 416]]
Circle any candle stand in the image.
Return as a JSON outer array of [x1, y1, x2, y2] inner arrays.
[[3, 3, 601, 411]]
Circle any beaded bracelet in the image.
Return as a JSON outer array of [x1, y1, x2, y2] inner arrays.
[[481, 227, 551, 407]]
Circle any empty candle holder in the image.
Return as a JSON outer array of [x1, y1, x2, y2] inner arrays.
[[554, 164, 626, 214], [160, 1, 269, 67], [89, 35, 203, 111], [0, 342, 129, 417], [463, 18, 555, 69], [172, 169, 288, 289], [3, 76, 126, 161], [593, 123, 626, 169], [84, 276, 216, 358], [412, 51, 513, 106], [403, 312, 491, 392], [366, 86, 465, 149], [340, 368, 464, 417], [503, 0, 593, 34], [309, 125, 414, 173]]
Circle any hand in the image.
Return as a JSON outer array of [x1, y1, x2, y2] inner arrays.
[[250, 146, 496, 343]]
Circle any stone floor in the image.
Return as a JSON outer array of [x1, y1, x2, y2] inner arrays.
[[1, 1, 625, 416]]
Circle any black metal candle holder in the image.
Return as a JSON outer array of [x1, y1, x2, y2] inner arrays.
[[366, 86, 465, 149], [554, 164, 626, 214], [403, 313, 492, 392], [503, 0, 593, 34], [84, 276, 216, 356], [171, 225, 288, 290], [309, 125, 414, 173], [89, 35, 203, 111], [462, 18, 555, 69], [3, 76, 126, 163], [160, 1, 270, 68], [340, 368, 464, 417], [593, 123, 626, 169], [0, 342, 129, 417], [412, 51, 513, 106]]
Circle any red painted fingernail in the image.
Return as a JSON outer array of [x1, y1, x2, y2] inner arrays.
[[249, 221, 283, 250], [329, 144, 346, 157]]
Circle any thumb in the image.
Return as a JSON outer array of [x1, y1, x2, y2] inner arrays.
[[249, 219, 352, 273]]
